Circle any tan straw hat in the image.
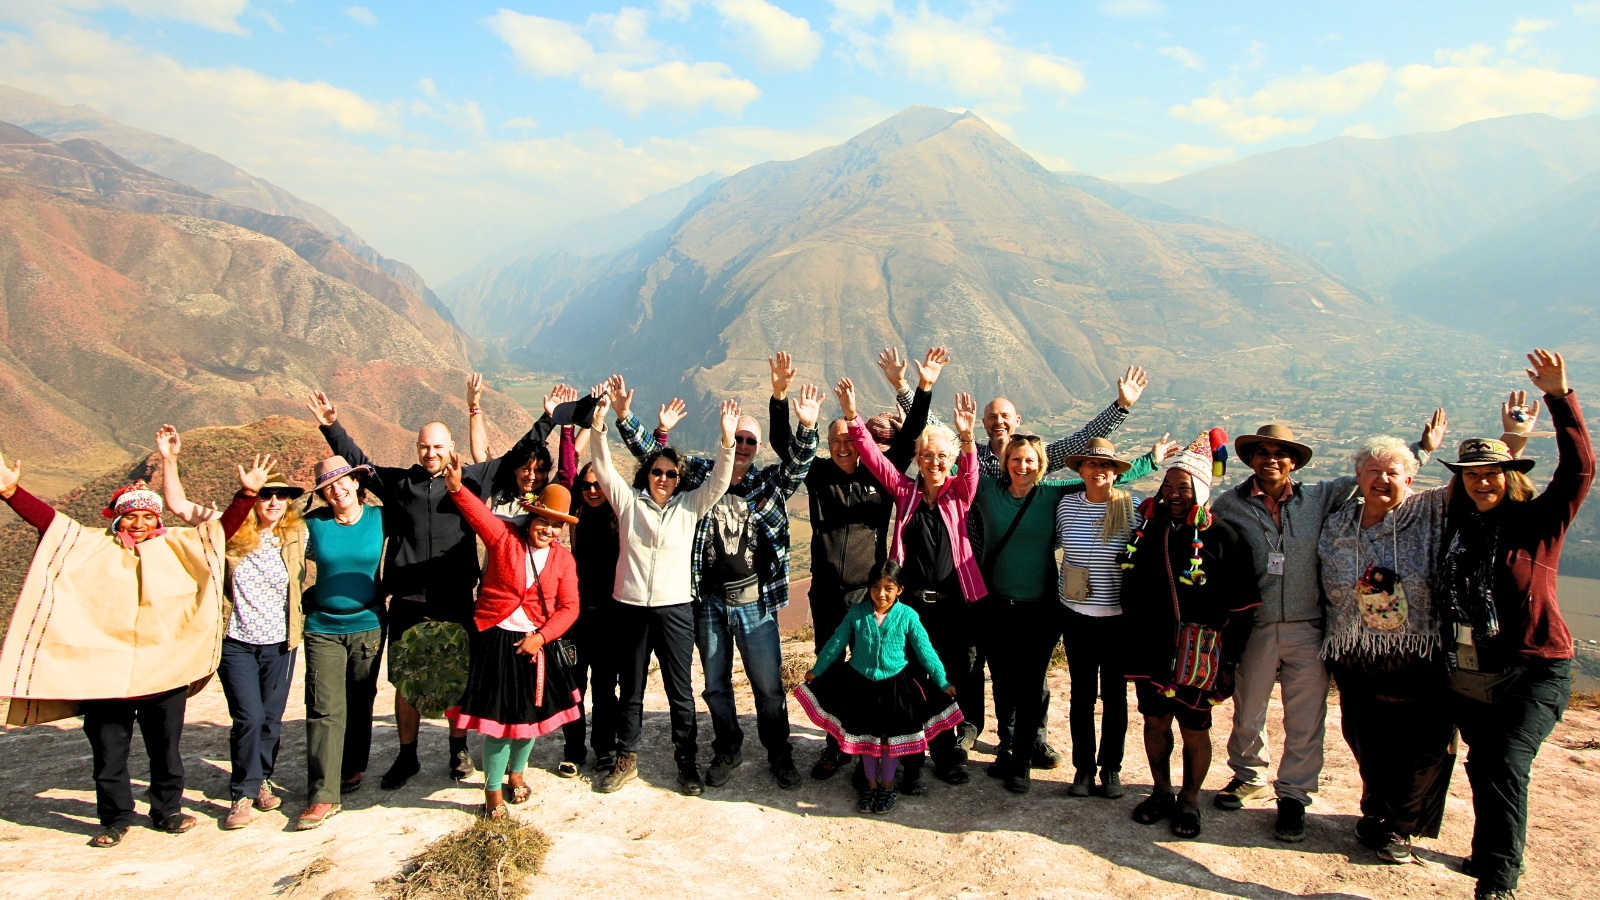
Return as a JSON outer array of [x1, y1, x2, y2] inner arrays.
[[1060, 437, 1133, 475], [1234, 423, 1314, 470]]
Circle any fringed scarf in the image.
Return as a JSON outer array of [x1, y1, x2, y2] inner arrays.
[[1318, 488, 1449, 663]]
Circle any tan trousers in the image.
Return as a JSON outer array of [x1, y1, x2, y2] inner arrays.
[[1224, 620, 1329, 805]]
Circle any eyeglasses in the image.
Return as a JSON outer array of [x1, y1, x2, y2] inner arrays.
[[918, 453, 953, 463], [259, 489, 297, 500], [650, 468, 680, 480], [1012, 433, 1041, 442], [733, 436, 760, 448], [580, 481, 602, 492]]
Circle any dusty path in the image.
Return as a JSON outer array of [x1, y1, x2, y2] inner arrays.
[[1, 641, 1597, 900]]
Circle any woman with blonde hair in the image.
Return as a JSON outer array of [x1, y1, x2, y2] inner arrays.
[[156, 426, 309, 831]]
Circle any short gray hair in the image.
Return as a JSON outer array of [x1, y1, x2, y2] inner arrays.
[[1353, 435, 1418, 475], [916, 424, 959, 456]]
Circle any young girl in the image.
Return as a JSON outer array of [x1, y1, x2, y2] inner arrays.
[[797, 560, 961, 814]]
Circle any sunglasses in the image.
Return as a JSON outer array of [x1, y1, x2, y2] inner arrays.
[[650, 468, 680, 480], [580, 481, 602, 492], [259, 489, 297, 500], [733, 436, 760, 448]]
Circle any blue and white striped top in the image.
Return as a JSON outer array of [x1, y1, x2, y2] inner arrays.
[[1053, 493, 1142, 617]]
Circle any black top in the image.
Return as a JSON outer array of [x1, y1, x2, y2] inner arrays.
[[573, 501, 620, 607], [804, 459, 891, 589], [901, 498, 958, 596]]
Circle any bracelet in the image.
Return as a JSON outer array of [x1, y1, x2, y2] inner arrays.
[[468, 406, 481, 415]]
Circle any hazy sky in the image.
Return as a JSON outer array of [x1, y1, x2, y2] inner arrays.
[[1, 1, 1596, 283]]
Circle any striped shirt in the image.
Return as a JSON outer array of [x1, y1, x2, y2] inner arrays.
[[1053, 493, 1143, 617]]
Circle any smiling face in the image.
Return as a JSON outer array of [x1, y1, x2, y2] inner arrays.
[[116, 509, 162, 542], [1078, 457, 1120, 498], [733, 416, 762, 470], [1461, 465, 1509, 512], [1160, 468, 1196, 518], [827, 419, 857, 472], [515, 457, 550, 494], [1004, 443, 1041, 488], [578, 471, 605, 508], [869, 576, 903, 613], [528, 516, 561, 549], [1250, 441, 1298, 491], [1356, 454, 1414, 515], [319, 474, 361, 513], [647, 460, 680, 506], [254, 491, 290, 527], [416, 422, 454, 475], [917, 435, 955, 490], [983, 398, 1020, 446]]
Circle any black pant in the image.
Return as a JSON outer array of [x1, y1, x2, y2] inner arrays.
[[1331, 660, 1456, 838], [989, 598, 1062, 757], [217, 638, 296, 802], [562, 599, 625, 763], [81, 688, 188, 828], [1454, 658, 1571, 895], [616, 602, 698, 760], [1062, 607, 1128, 775], [904, 591, 981, 764], [809, 577, 860, 654]]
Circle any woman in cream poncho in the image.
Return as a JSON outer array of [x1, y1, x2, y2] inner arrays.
[[0, 451, 264, 848]]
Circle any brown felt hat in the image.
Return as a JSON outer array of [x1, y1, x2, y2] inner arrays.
[[1235, 424, 1314, 470], [523, 483, 579, 524], [1061, 437, 1134, 475]]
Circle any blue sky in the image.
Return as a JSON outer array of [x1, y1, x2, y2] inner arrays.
[[1, 1, 1596, 282]]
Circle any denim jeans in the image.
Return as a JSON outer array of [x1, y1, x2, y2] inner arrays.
[[697, 593, 792, 763], [218, 638, 297, 802]]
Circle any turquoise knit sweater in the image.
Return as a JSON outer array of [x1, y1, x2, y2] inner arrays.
[[812, 600, 950, 690]]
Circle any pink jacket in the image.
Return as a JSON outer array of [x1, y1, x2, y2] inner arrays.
[[848, 416, 987, 602]]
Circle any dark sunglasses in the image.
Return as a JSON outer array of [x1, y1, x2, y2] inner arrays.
[[259, 489, 298, 499], [650, 468, 680, 480], [580, 481, 602, 492], [733, 436, 760, 448], [1012, 433, 1041, 441]]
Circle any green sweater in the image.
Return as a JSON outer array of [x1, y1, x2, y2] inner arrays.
[[303, 507, 386, 635], [813, 601, 950, 690], [974, 451, 1158, 600]]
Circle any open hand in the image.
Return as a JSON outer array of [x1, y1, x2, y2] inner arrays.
[[593, 392, 612, 425], [1526, 348, 1569, 396], [466, 373, 484, 408], [305, 391, 338, 426], [794, 384, 823, 429], [877, 348, 908, 391], [835, 377, 858, 422], [1150, 432, 1179, 464], [719, 399, 743, 447], [1117, 365, 1149, 409], [953, 392, 977, 440], [606, 375, 633, 419], [1420, 408, 1449, 454], [155, 424, 182, 459], [659, 398, 687, 432], [769, 351, 796, 399], [913, 347, 950, 390], [544, 384, 579, 417], [1501, 390, 1541, 436], [0, 452, 20, 499], [442, 451, 464, 492], [238, 454, 276, 494]]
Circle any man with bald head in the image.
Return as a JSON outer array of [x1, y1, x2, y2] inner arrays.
[[306, 383, 595, 790]]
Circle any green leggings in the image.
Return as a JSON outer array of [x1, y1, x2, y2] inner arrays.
[[482, 736, 535, 791]]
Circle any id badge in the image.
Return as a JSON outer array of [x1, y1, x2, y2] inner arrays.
[[1266, 552, 1286, 576]]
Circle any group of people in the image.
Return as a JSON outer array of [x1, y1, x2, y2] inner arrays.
[[0, 345, 1586, 900]]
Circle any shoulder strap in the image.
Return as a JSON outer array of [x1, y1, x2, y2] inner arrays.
[[528, 544, 550, 619], [983, 485, 1039, 573]]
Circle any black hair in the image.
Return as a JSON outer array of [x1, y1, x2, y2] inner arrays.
[[632, 447, 686, 495], [867, 558, 903, 588], [502, 442, 553, 482]]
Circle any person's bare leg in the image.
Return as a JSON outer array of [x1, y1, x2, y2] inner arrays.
[[1144, 715, 1175, 794], [1178, 726, 1212, 810], [396, 694, 420, 744]]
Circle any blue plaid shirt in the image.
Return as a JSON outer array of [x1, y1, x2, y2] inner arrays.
[[616, 412, 817, 624]]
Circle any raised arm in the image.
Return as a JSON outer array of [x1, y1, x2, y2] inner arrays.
[[840, 377, 907, 491], [950, 392, 980, 504], [307, 391, 375, 472], [154, 425, 217, 526], [555, 426, 579, 489], [587, 396, 634, 515], [443, 451, 512, 544], [466, 373, 489, 464], [1040, 365, 1144, 473], [0, 453, 55, 533], [1527, 350, 1594, 525], [682, 400, 741, 519], [772, 385, 822, 498], [887, 387, 932, 473]]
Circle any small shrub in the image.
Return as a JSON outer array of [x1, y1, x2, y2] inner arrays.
[[384, 816, 551, 900]]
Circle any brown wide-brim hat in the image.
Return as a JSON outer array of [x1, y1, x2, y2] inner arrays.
[[1235, 423, 1314, 470], [524, 484, 579, 524], [312, 455, 374, 491], [1440, 438, 1537, 474], [1061, 437, 1133, 475]]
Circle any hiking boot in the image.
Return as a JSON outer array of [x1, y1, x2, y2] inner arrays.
[[1004, 766, 1031, 794], [705, 752, 742, 787], [255, 780, 282, 811], [1273, 798, 1307, 843], [1379, 833, 1413, 864], [596, 753, 637, 793], [449, 749, 476, 780], [811, 746, 845, 780], [677, 759, 704, 796], [899, 761, 927, 796], [1031, 744, 1063, 770], [1067, 770, 1094, 797], [771, 757, 802, 790], [955, 723, 978, 752], [1213, 778, 1265, 810], [381, 749, 421, 790], [987, 749, 1014, 779], [294, 803, 340, 831], [933, 761, 970, 785], [873, 787, 899, 814], [1100, 769, 1125, 799], [221, 799, 252, 831]]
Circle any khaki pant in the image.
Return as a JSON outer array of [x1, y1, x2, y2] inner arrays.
[[304, 628, 384, 804], [1224, 620, 1328, 805]]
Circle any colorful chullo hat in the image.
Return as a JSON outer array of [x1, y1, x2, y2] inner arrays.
[[1169, 430, 1220, 507], [1121, 429, 1227, 587], [102, 480, 163, 520]]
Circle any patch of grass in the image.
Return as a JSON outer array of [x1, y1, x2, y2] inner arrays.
[[1571, 689, 1600, 710], [283, 856, 335, 895], [1048, 642, 1067, 672], [783, 623, 815, 645], [384, 816, 551, 900], [780, 653, 813, 691]]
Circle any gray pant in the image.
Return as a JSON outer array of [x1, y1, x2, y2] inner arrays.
[[304, 628, 384, 804], [1225, 620, 1328, 805]]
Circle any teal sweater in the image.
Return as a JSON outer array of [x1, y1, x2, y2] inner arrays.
[[303, 507, 386, 635], [974, 451, 1158, 600], [813, 601, 950, 690]]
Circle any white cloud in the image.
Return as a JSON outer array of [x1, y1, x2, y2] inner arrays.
[[10, 0, 251, 34], [346, 6, 377, 28], [1341, 123, 1381, 138], [487, 8, 761, 116], [1159, 45, 1205, 71], [1394, 57, 1598, 130], [1101, 142, 1235, 183], [1512, 17, 1551, 34], [1437, 43, 1495, 66], [1170, 61, 1389, 142], [1101, 0, 1164, 16], [658, 0, 693, 21], [503, 116, 539, 130], [713, 0, 822, 72], [1577, 3, 1600, 22]]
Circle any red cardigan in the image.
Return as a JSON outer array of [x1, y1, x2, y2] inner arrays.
[[449, 486, 580, 636]]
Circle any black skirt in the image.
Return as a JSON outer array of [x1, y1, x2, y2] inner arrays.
[[795, 663, 963, 758], [446, 627, 581, 739]]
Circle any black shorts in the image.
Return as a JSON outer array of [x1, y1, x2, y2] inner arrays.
[[1134, 679, 1213, 731], [386, 596, 472, 684]]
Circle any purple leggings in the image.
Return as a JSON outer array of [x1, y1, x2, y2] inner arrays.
[[862, 753, 899, 784]]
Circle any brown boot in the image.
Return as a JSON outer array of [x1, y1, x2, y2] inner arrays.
[[221, 799, 253, 831], [597, 752, 638, 793], [254, 780, 282, 812], [294, 803, 340, 831]]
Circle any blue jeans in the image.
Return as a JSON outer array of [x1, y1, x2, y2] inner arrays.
[[217, 637, 297, 802], [696, 594, 792, 763]]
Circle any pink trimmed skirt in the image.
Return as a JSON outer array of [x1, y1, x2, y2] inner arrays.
[[795, 663, 963, 758], [446, 626, 581, 740]]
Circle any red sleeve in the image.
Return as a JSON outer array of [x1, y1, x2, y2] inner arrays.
[[219, 491, 256, 540], [539, 544, 581, 641], [3, 485, 56, 534], [557, 426, 578, 489], [1532, 390, 1594, 531], [448, 485, 510, 544]]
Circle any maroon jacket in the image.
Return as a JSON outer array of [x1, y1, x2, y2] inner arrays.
[[1489, 390, 1594, 661]]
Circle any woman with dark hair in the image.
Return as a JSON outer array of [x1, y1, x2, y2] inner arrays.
[[1440, 351, 1593, 900], [571, 460, 624, 776]]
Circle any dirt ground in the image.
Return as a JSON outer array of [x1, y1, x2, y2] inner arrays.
[[2, 641, 1598, 900]]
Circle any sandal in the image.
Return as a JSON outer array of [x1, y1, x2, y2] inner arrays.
[[556, 760, 580, 778], [1132, 792, 1176, 825], [1170, 808, 1202, 839], [153, 813, 196, 834], [89, 825, 130, 848], [482, 803, 509, 820], [503, 783, 532, 805]]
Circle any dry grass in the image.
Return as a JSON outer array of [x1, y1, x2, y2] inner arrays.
[[783, 623, 815, 645], [1570, 689, 1600, 711], [780, 652, 813, 691], [283, 856, 335, 895], [384, 816, 551, 900], [1048, 642, 1068, 672]]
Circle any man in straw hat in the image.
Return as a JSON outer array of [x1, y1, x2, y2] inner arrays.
[[1211, 411, 1446, 842]]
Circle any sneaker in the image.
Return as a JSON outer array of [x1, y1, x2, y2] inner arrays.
[[1031, 744, 1063, 770], [294, 803, 340, 831], [381, 750, 421, 790], [811, 747, 845, 780], [677, 759, 704, 796], [705, 752, 742, 788], [987, 749, 1014, 779], [771, 757, 802, 790], [449, 749, 476, 781], [1476, 892, 1517, 900], [221, 799, 252, 831], [1378, 833, 1413, 864], [1213, 778, 1265, 810], [900, 762, 927, 796], [596, 753, 637, 793], [1067, 770, 1094, 798], [873, 787, 899, 814], [1004, 766, 1031, 794], [857, 788, 878, 813], [1099, 769, 1125, 799], [254, 780, 282, 812], [1355, 815, 1387, 850], [956, 723, 978, 752], [1273, 798, 1307, 843]]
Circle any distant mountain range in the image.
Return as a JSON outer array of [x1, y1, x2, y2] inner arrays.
[[443, 106, 1401, 436]]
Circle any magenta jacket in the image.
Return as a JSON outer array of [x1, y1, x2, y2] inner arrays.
[[848, 416, 987, 602]]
